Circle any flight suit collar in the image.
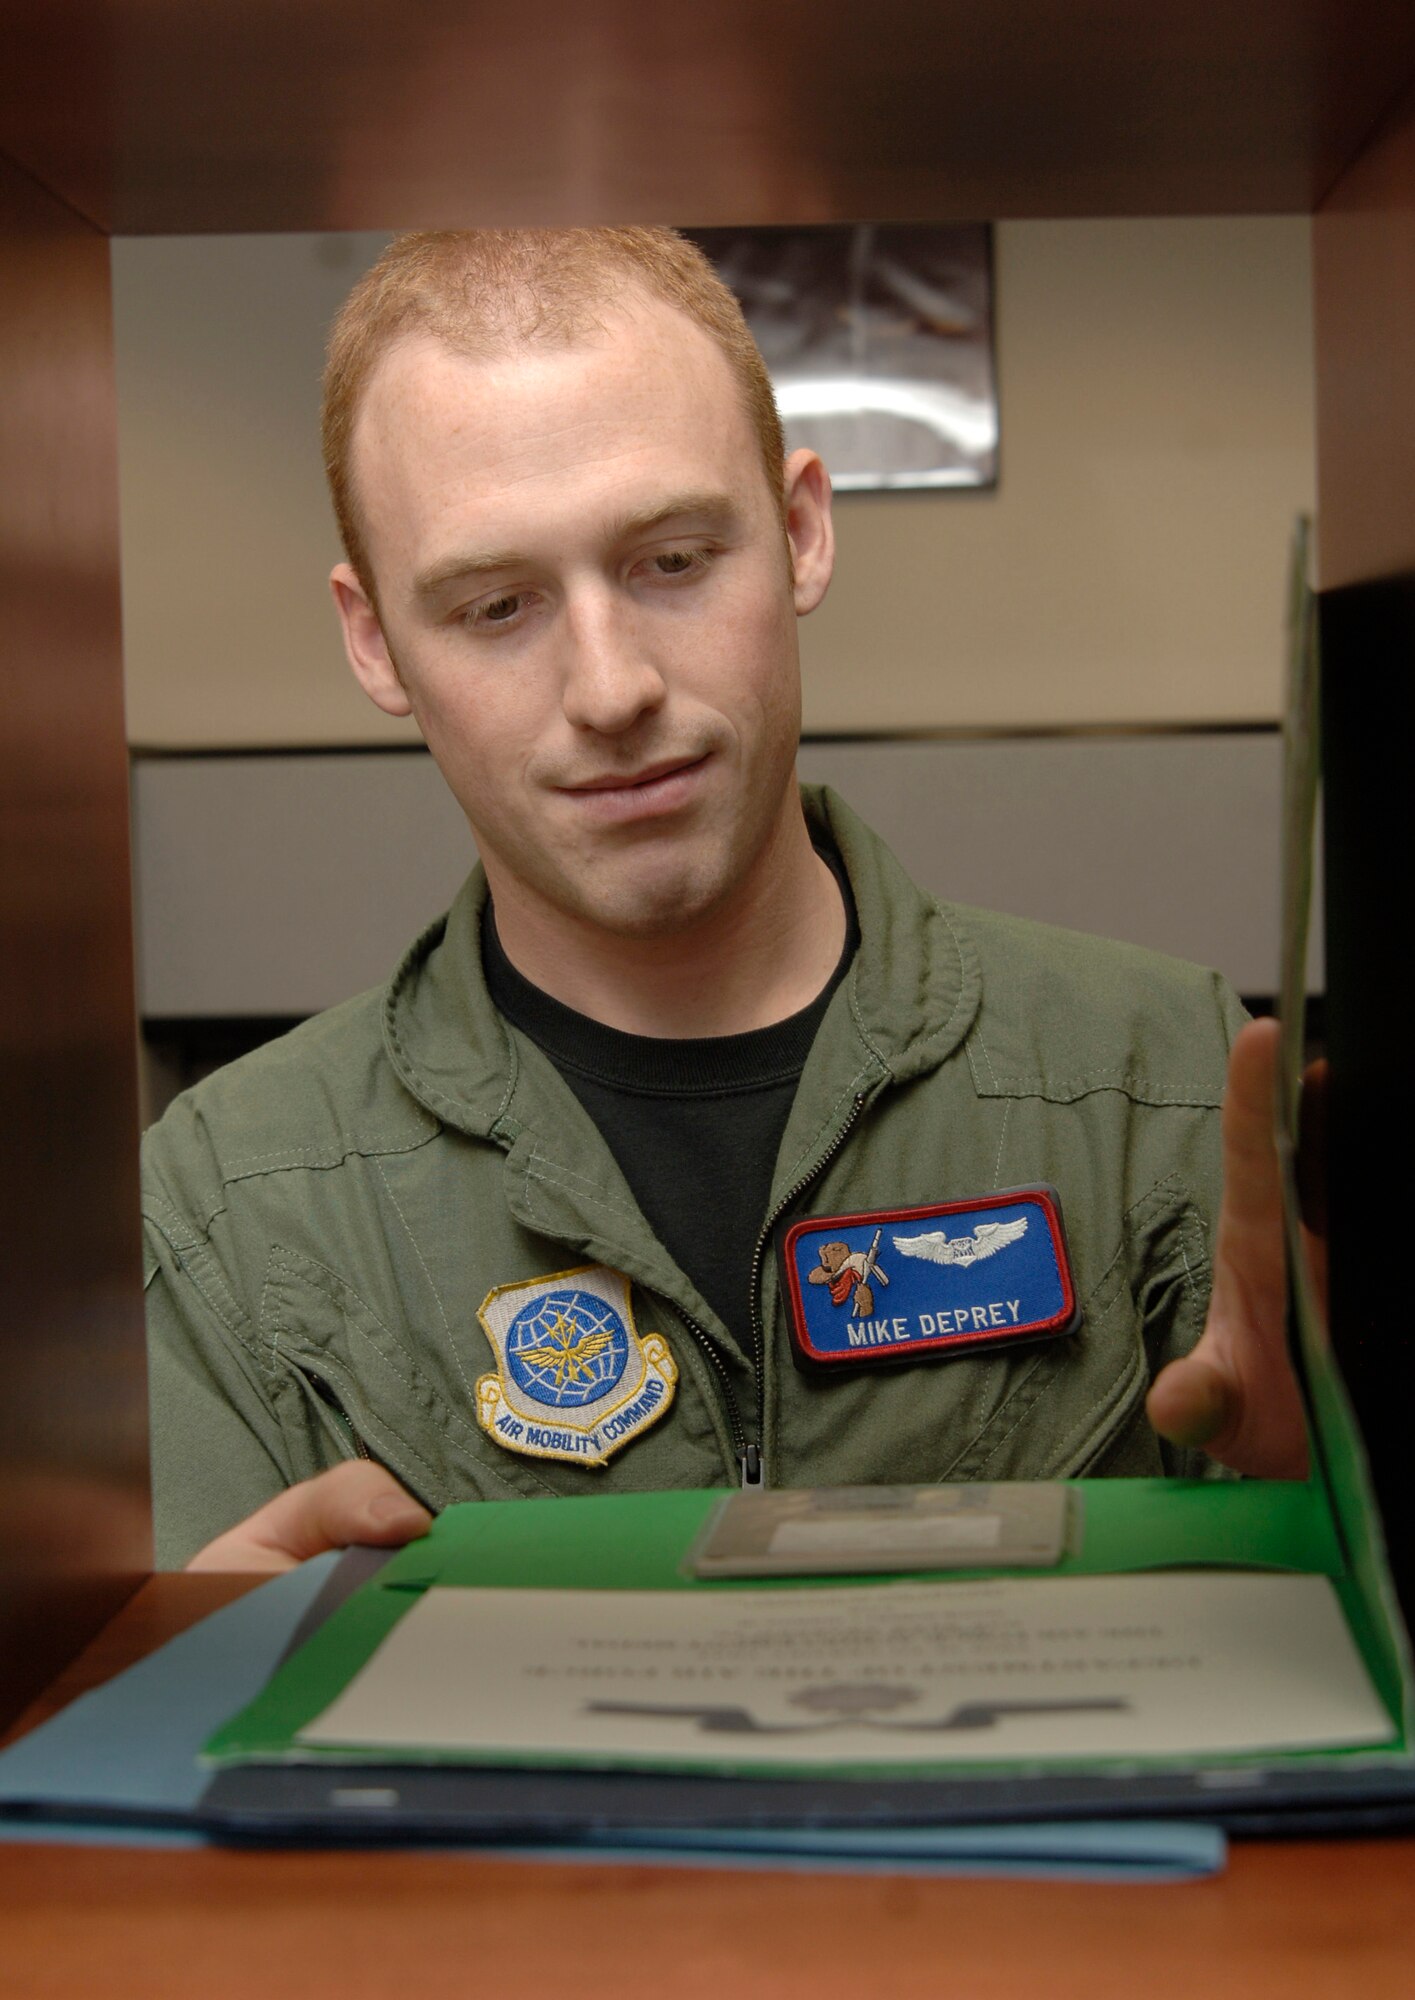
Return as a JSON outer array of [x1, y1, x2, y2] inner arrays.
[[381, 783, 982, 1145], [806, 783, 981, 1089]]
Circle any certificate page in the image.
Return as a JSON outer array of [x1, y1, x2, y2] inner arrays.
[[297, 1573, 1394, 1768]]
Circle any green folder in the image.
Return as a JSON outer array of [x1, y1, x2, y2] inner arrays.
[[203, 1469, 1410, 1779]]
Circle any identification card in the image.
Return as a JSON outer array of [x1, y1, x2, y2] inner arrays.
[[689, 1483, 1074, 1578]]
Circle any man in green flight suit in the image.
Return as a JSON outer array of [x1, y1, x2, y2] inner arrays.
[[141, 228, 1307, 1570]]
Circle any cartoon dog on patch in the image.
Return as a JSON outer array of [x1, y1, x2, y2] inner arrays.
[[807, 1227, 889, 1318]]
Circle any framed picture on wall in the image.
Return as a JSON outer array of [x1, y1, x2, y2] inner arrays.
[[688, 223, 998, 491]]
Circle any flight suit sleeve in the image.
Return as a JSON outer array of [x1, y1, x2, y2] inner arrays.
[[143, 1229, 296, 1568]]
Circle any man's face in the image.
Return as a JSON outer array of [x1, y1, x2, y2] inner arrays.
[[332, 300, 833, 944]]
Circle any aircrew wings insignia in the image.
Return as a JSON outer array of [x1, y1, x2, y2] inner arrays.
[[892, 1216, 1029, 1267]]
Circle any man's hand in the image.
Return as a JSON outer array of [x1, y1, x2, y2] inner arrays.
[[1145, 1016, 1311, 1479], [185, 1462, 433, 1573]]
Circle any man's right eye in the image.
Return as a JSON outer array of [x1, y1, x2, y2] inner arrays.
[[465, 591, 527, 629]]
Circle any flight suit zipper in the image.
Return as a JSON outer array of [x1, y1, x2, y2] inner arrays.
[[670, 1303, 754, 1484], [660, 1093, 870, 1490], [307, 1372, 371, 1462], [739, 1090, 871, 1488]]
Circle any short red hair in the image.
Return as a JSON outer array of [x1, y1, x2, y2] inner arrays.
[[322, 227, 786, 598]]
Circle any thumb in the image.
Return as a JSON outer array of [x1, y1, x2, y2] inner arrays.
[[186, 1462, 433, 1573], [1146, 1354, 1241, 1457]]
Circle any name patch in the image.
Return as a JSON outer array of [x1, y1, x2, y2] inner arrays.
[[781, 1186, 1079, 1373], [476, 1264, 677, 1466]]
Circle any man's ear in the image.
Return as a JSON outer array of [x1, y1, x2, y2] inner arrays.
[[330, 563, 413, 719], [782, 448, 835, 617]]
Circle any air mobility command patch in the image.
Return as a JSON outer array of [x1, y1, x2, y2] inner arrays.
[[476, 1264, 677, 1466], [781, 1185, 1080, 1374]]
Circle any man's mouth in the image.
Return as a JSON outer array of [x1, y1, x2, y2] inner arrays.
[[557, 754, 711, 821], [563, 755, 709, 794]]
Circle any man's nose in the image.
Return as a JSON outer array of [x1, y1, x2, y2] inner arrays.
[[559, 589, 668, 735]]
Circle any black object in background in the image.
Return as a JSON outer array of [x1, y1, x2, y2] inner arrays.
[[1320, 573, 1415, 1617]]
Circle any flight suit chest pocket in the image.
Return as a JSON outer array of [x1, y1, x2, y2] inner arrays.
[[942, 1251, 1152, 1482], [259, 1245, 564, 1505]]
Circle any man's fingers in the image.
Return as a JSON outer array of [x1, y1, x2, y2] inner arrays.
[[1216, 1018, 1284, 1232], [283, 1463, 432, 1562], [186, 1462, 433, 1573], [1205, 1015, 1288, 1380], [1146, 1016, 1310, 1479]]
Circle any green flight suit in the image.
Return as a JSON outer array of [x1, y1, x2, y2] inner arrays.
[[142, 787, 1243, 1567]]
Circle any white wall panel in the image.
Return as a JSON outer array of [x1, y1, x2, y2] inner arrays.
[[133, 734, 1315, 1018]]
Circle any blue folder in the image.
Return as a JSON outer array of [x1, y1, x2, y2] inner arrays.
[[0, 1554, 1223, 1879]]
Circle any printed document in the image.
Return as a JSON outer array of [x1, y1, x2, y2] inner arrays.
[[297, 1572, 1392, 1767]]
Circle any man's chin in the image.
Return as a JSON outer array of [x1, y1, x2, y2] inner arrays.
[[554, 847, 741, 943], [567, 880, 726, 943]]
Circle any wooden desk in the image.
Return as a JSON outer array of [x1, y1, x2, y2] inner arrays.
[[4, 1577, 1414, 2000]]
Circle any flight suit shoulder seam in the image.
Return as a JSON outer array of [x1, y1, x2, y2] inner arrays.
[[965, 1059, 1225, 1107], [218, 1121, 443, 1183]]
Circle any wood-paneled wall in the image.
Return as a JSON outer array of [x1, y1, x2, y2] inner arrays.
[[0, 155, 151, 1723]]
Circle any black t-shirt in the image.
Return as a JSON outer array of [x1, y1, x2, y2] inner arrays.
[[482, 858, 859, 1349]]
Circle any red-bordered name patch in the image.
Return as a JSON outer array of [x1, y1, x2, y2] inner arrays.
[[780, 1185, 1080, 1373]]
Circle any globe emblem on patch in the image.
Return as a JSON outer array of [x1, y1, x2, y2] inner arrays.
[[504, 1289, 631, 1409]]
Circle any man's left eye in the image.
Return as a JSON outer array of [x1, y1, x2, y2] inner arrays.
[[649, 548, 711, 578]]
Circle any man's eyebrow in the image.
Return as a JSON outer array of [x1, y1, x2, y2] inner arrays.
[[412, 493, 741, 605], [605, 491, 741, 541], [413, 547, 531, 603]]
